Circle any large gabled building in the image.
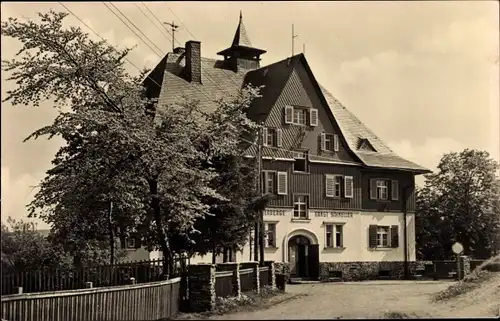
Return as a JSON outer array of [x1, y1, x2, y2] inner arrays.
[[129, 12, 431, 280]]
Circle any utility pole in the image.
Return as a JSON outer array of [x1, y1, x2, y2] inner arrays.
[[254, 125, 262, 262], [403, 187, 409, 279], [164, 21, 179, 52], [292, 24, 298, 56], [108, 200, 114, 265], [258, 123, 265, 267]]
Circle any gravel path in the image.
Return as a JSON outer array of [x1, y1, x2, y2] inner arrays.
[[210, 280, 457, 319]]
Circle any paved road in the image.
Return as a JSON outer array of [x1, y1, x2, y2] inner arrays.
[[210, 280, 454, 319]]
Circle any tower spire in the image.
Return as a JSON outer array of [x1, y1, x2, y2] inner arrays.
[[217, 11, 267, 71]]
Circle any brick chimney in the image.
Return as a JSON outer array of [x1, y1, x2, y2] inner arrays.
[[185, 41, 201, 83]]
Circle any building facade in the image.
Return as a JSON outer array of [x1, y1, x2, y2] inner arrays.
[[132, 12, 430, 280]]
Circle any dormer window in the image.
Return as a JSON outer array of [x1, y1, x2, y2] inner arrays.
[[357, 138, 376, 152]]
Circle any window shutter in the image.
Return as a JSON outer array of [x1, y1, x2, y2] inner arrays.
[[320, 133, 326, 151], [284, 105, 294, 124], [391, 180, 399, 200], [262, 171, 268, 194], [344, 176, 354, 198], [333, 134, 340, 151], [310, 108, 318, 126], [277, 172, 288, 195], [370, 179, 377, 200], [325, 174, 335, 198], [262, 127, 268, 146], [391, 225, 399, 248], [276, 129, 283, 147], [369, 225, 378, 248]]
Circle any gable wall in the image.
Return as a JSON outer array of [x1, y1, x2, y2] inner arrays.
[[263, 61, 358, 163]]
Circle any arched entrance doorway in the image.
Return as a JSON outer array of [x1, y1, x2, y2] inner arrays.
[[288, 234, 319, 279]]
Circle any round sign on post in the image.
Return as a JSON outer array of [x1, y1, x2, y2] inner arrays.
[[452, 242, 464, 255]]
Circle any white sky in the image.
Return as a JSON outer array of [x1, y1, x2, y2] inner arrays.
[[1, 1, 499, 229]]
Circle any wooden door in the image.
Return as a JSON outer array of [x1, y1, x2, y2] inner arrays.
[[307, 244, 320, 280], [297, 244, 307, 277]]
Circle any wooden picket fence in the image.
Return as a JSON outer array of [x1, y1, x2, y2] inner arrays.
[[1, 277, 181, 321], [1, 258, 185, 295]]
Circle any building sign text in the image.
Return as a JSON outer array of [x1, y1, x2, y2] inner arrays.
[[314, 211, 354, 218], [264, 209, 286, 216]]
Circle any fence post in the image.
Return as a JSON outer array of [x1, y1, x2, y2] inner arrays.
[[265, 261, 276, 289], [129, 277, 137, 285], [85, 282, 93, 288], [187, 264, 216, 312], [16, 286, 23, 294], [458, 256, 471, 280], [233, 263, 241, 299], [250, 262, 260, 293]]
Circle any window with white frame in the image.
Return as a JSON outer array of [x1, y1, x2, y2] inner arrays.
[[325, 224, 344, 248], [265, 222, 277, 247], [293, 151, 308, 172], [293, 195, 308, 219], [293, 108, 307, 125], [376, 226, 389, 248], [376, 180, 388, 200]]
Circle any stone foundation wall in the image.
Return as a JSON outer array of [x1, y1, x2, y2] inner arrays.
[[188, 264, 216, 312], [319, 261, 428, 282], [187, 261, 276, 312]]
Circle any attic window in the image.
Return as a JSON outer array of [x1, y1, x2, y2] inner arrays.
[[357, 138, 376, 152]]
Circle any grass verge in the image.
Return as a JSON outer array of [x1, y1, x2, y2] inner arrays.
[[433, 254, 500, 302]]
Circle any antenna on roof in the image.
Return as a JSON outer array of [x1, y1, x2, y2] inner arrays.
[[292, 24, 298, 57], [164, 21, 179, 53], [303, 43, 306, 55]]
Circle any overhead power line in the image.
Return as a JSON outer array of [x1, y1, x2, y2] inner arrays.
[[134, 3, 171, 41], [102, 2, 164, 57], [58, 2, 163, 91]]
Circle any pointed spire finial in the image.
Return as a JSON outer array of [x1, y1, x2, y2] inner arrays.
[[239, 10, 243, 22]]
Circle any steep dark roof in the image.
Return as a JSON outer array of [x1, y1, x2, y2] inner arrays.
[[145, 51, 430, 174]]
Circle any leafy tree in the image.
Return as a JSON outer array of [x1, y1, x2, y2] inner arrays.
[[1, 11, 262, 272], [1, 217, 72, 273], [415, 149, 500, 260]]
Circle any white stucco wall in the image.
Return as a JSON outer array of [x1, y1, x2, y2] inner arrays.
[[125, 208, 416, 264], [238, 208, 416, 263]]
